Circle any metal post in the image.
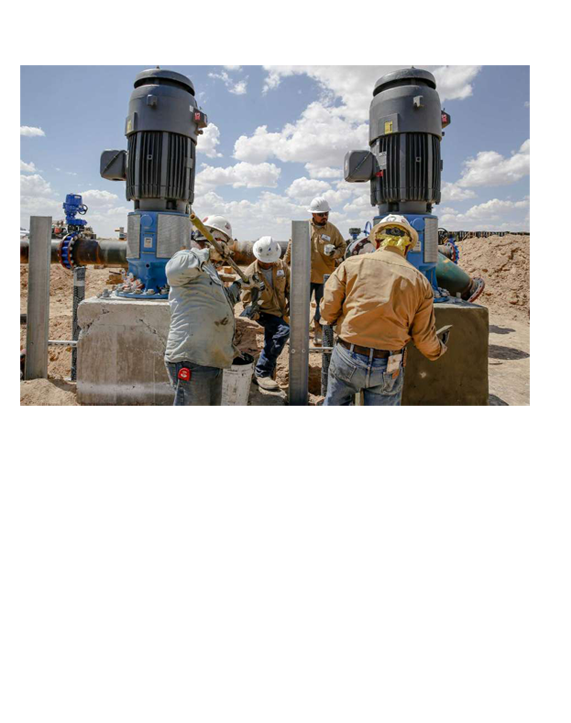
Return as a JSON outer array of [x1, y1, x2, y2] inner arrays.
[[71, 266, 86, 381], [321, 273, 335, 397], [25, 216, 52, 379], [288, 221, 311, 405]]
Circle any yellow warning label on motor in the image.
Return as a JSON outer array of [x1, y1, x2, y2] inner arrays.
[[126, 119, 132, 133], [385, 121, 393, 134]]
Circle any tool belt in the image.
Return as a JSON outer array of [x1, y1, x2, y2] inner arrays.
[[338, 338, 391, 359]]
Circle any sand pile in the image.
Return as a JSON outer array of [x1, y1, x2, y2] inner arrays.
[[20, 379, 78, 406], [457, 234, 530, 319]]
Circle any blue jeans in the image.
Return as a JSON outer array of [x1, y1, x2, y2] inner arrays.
[[165, 360, 223, 406], [323, 343, 405, 406], [255, 313, 290, 378], [310, 282, 324, 323]]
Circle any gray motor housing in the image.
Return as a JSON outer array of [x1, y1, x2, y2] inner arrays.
[[100, 68, 208, 213], [344, 67, 449, 214]]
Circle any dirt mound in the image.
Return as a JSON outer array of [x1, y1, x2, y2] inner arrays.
[[457, 234, 529, 320], [20, 265, 119, 379], [20, 379, 78, 406]]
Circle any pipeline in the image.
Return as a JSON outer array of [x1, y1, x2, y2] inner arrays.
[[436, 251, 485, 302], [20, 237, 288, 269], [20, 238, 128, 268]]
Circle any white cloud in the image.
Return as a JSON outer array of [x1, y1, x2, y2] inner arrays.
[[20, 173, 63, 225], [195, 161, 281, 193], [79, 189, 119, 208], [234, 102, 369, 170], [20, 160, 37, 173], [262, 65, 481, 119], [440, 182, 477, 203], [458, 139, 530, 188], [286, 177, 331, 201], [305, 163, 343, 179], [439, 196, 530, 231], [208, 70, 248, 95], [20, 126, 45, 137], [21, 173, 53, 197], [197, 123, 223, 158], [431, 66, 481, 102]]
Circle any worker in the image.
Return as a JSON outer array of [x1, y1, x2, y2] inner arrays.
[[319, 214, 448, 406], [241, 236, 290, 392], [164, 215, 250, 405], [201, 214, 234, 268], [285, 197, 346, 345]]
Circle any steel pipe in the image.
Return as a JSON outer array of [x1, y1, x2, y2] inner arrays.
[[20, 238, 128, 268], [71, 266, 86, 380], [25, 217, 52, 379], [288, 221, 311, 406]]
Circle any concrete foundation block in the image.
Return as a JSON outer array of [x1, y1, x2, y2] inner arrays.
[[402, 300, 489, 406], [77, 297, 173, 405]]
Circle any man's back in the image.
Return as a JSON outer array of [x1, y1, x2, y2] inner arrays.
[[320, 247, 443, 360], [165, 248, 237, 369]]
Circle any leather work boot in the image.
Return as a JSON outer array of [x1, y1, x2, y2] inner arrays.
[[313, 321, 322, 346], [255, 375, 280, 392]]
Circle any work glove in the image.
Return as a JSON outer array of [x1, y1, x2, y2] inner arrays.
[[236, 277, 256, 290], [209, 239, 231, 263], [240, 305, 260, 321], [227, 281, 242, 303], [436, 324, 453, 347], [323, 244, 336, 257]]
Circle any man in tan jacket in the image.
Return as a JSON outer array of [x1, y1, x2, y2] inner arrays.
[[242, 237, 290, 392], [319, 214, 447, 406], [285, 197, 346, 345]]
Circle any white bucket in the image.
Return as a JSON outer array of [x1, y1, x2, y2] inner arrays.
[[221, 353, 255, 406]]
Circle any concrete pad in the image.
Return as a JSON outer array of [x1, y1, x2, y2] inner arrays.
[[402, 299, 489, 406], [77, 297, 173, 405]]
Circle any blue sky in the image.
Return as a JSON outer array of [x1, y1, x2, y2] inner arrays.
[[20, 65, 530, 240]]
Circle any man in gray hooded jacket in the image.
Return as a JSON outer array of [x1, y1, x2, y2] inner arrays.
[[164, 236, 244, 406]]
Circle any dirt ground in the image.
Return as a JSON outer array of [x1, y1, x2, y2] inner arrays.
[[20, 233, 530, 406]]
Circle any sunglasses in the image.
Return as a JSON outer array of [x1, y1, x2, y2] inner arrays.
[[314, 212, 329, 218]]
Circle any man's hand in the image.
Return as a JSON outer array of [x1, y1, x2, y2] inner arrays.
[[436, 324, 453, 346], [235, 276, 256, 290], [323, 244, 336, 257], [209, 239, 231, 262], [240, 305, 260, 321]]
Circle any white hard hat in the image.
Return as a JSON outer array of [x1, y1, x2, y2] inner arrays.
[[253, 236, 281, 263], [203, 215, 233, 240], [307, 197, 331, 214]]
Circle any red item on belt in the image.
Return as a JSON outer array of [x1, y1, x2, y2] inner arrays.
[[178, 367, 192, 382]]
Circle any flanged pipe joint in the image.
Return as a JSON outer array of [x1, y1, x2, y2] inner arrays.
[[100, 68, 208, 299]]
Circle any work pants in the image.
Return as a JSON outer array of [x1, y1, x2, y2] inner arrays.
[[165, 360, 223, 406], [310, 282, 324, 323], [254, 312, 290, 378], [323, 343, 404, 406]]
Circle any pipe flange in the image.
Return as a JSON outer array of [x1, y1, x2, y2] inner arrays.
[[447, 239, 460, 264], [467, 277, 486, 303], [58, 232, 78, 270]]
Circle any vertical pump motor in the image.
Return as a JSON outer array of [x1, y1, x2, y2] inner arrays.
[[344, 67, 451, 296], [100, 67, 207, 298]]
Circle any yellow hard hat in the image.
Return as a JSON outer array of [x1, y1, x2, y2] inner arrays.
[[370, 214, 419, 252]]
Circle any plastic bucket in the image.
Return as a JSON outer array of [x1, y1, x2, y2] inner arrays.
[[221, 353, 255, 406]]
